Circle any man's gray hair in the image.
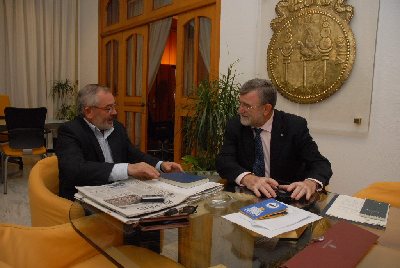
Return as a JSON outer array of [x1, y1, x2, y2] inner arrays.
[[77, 84, 110, 116], [240, 78, 277, 108]]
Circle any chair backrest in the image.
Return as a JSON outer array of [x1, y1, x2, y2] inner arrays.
[[28, 156, 83, 227], [4, 107, 47, 149], [354, 182, 400, 208], [0, 221, 114, 268], [0, 95, 10, 118]]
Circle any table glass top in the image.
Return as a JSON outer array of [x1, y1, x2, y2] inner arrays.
[[69, 187, 396, 268]]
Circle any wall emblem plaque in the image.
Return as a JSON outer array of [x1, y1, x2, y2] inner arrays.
[[267, 0, 356, 103]]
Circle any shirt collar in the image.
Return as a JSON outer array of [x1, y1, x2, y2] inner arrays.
[[257, 111, 274, 133], [84, 118, 114, 138]]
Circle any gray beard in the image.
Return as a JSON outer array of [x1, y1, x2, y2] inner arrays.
[[239, 115, 251, 126]]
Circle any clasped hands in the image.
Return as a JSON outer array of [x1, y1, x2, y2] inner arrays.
[[241, 174, 318, 200], [127, 161, 183, 179]]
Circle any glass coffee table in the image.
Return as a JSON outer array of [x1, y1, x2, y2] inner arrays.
[[69, 188, 398, 268]]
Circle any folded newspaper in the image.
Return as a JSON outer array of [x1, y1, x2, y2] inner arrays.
[[75, 177, 223, 223]]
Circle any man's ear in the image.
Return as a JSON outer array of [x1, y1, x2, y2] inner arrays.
[[263, 104, 273, 116], [84, 106, 93, 119]]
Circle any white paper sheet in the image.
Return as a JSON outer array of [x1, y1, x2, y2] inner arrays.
[[223, 204, 322, 238]]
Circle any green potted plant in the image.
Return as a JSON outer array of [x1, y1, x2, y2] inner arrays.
[[183, 63, 240, 172], [50, 79, 78, 120]]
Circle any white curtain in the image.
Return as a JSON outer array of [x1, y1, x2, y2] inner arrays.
[[148, 17, 172, 90], [0, 0, 78, 119], [199, 17, 211, 73]]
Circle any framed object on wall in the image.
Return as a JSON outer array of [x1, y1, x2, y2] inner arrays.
[[261, 0, 380, 134]]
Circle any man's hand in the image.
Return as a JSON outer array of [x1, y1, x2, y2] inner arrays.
[[241, 174, 279, 198], [161, 161, 184, 173], [127, 162, 160, 179], [279, 180, 317, 200]]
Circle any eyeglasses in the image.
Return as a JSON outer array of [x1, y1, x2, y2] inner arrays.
[[238, 102, 263, 111], [92, 104, 117, 114], [164, 205, 198, 216]]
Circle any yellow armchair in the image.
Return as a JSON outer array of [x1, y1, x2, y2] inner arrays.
[[0, 216, 183, 268], [0, 217, 116, 268], [354, 182, 400, 208], [26, 156, 184, 267], [28, 156, 83, 226]]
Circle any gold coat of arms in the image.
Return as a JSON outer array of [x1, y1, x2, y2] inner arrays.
[[267, 0, 356, 103]]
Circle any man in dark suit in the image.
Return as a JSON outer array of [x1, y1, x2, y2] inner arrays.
[[216, 79, 332, 200], [56, 84, 183, 200]]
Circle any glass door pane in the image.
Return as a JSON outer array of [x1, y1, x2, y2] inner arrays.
[[183, 20, 195, 96], [127, 0, 143, 18], [153, 0, 172, 10], [198, 17, 211, 83], [125, 111, 142, 146], [106, 39, 119, 96], [126, 34, 143, 97], [107, 0, 119, 26], [126, 35, 134, 96], [136, 35, 143, 96]]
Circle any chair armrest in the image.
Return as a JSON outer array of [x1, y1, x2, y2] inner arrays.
[[0, 221, 105, 267]]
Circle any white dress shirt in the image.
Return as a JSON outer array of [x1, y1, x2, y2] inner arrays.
[[235, 112, 274, 185]]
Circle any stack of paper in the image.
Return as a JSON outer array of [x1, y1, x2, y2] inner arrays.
[[223, 203, 322, 238], [75, 177, 223, 224], [324, 194, 389, 228]]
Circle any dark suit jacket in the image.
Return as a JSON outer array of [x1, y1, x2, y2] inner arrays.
[[216, 110, 332, 186], [56, 117, 159, 200]]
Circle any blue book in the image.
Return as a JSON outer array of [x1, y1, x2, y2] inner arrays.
[[159, 172, 209, 188], [240, 199, 288, 220]]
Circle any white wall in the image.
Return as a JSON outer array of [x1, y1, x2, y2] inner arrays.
[[319, 0, 400, 194], [78, 0, 98, 89], [220, 0, 400, 194]]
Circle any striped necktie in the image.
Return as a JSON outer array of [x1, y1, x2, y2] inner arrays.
[[253, 128, 265, 177]]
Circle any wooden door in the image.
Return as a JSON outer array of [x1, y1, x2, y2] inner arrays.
[[100, 26, 149, 151], [100, 33, 123, 98], [174, 4, 220, 163], [119, 26, 149, 150]]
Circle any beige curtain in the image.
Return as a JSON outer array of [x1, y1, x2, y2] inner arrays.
[[0, 0, 78, 119], [148, 17, 172, 90]]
